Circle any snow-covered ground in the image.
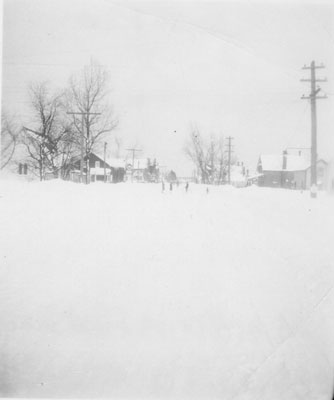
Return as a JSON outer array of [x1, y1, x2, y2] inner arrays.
[[0, 179, 333, 399]]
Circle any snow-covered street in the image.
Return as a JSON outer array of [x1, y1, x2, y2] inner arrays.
[[0, 180, 333, 399]]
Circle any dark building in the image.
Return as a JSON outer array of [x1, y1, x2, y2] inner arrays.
[[257, 151, 328, 190], [72, 152, 126, 183]]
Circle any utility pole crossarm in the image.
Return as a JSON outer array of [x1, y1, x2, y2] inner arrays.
[[67, 112, 101, 115], [301, 95, 328, 100], [300, 78, 327, 82], [302, 64, 325, 70]]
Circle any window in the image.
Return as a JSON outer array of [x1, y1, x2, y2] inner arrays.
[[18, 163, 28, 175], [95, 161, 100, 168]]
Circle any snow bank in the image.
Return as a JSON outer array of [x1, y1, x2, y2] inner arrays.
[[0, 179, 333, 399]]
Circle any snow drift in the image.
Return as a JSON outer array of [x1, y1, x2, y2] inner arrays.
[[0, 180, 333, 399]]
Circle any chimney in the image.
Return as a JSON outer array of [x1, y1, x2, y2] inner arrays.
[[282, 150, 287, 170]]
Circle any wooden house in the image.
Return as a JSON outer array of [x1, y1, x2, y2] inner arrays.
[[72, 152, 126, 183]]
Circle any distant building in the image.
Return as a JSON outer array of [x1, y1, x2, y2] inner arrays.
[[125, 158, 160, 182], [257, 151, 328, 190], [326, 159, 334, 193], [125, 158, 148, 182], [230, 163, 248, 187]]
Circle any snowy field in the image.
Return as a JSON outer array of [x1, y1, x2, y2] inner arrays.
[[0, 179, 334, 399]]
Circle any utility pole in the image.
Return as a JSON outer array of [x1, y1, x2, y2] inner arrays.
[[126, 148, 142, 182], [225, 136, 234, 184], [301, 61, 327, 198], [103, 142, 107, 183], [67, 111, 101, 184]]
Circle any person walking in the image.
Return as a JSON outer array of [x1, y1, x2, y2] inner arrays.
[[185, 182, 189, 193]]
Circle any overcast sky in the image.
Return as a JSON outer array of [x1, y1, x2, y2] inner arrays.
[[2, 0, 334, 175]]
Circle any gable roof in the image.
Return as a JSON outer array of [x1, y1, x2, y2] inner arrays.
[[93, 152, 126, 169], [106, 157, 126, 169], [259, 154, 310, 172]]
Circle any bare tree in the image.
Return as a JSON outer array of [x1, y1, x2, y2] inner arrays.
[[67, 60, 118, 179], [184, 127, 233, 184], [184, 127, 208, 183], [216, 136, 226, 184], [1, 112, 19, 170], [22, 82, 73, 180], [206, 136, 218, 184]]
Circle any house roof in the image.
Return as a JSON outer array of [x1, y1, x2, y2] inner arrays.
[[259, 154, 310, 171], [106, 157, 126, 169], [93, 152, 126, 169]]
